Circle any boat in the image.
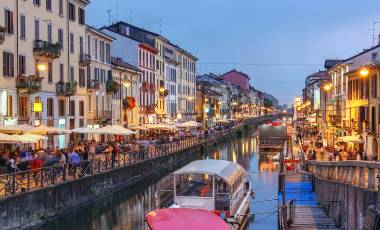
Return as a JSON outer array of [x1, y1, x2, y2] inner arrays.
[[146, 208, 230, 230], [154, 159, 254, 229]]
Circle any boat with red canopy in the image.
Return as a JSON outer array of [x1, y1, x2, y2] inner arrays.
[[146, 208, 230, 230]]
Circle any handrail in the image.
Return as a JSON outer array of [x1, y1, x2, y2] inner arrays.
[[279, 199, 295, 230], [307, 160, 380, 191]]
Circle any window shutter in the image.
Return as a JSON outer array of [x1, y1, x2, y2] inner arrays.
[[3, 52, 8, 77], [9, 53, 14, 77]]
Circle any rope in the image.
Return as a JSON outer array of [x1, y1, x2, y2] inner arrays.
[[240, 210, 279, 216], [250, 198, 278, 203]]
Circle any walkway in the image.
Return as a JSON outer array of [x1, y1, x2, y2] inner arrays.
[[283, 173, 339, 230]]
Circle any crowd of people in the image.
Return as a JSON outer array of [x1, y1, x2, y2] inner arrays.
[[296, 126, 376, 162], [0, 120, 242, 175]]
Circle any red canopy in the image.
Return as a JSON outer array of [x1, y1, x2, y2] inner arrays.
[[146, 208, 230, 230]]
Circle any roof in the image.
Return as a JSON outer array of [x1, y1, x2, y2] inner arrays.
[[111, 57, 141, 72], [324, 59, 343, 70], [146, 208, 230, 230], [174, 160, 246, 187], [86, 25, 115, 41], [220, 69, 251, 80]]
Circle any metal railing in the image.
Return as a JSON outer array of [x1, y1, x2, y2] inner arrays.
[[279, 199, 295, 230], [0, 134, 215, 198]]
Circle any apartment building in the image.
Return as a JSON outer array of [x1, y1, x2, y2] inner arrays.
[[0, 0, 90, 147], [111, 57, 141, 127], [84, 26, 113, 127], [163, 43, 178, 121], [154, 36, 168, 123], [177, 48, 197, 122]]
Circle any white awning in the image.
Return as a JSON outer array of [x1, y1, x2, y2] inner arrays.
[[92, 125, 136, 135]]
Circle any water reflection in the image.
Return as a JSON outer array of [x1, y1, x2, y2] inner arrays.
[[39, 131, 278, 230]]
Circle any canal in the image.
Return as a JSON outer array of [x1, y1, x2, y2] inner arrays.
[[37, 128, 279, 230]]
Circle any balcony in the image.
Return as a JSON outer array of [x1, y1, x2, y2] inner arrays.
[[0, 26, 5, 44], [33, 40, 61, 59], [56, 81, 77, 96], [87, 79, 100, 91], [141, 82, 150, 93], [79, 53, 91, 66], [16, 75, 43, 94]]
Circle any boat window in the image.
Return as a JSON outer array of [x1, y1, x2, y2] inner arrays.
[[176, 173, 213, 197], [215, 177, 230, 193], [215, 177, 230, 211]]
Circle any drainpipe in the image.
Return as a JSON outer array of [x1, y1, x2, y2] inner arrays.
[[16, 0, 19, 125]]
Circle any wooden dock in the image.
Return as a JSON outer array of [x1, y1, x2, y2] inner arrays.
[[281, 173, 340, 230]]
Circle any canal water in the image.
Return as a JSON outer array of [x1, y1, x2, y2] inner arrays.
[[38, 129, 279, 230]]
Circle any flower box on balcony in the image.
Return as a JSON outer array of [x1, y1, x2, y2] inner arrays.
[[34, 40, 61, 59], [122, 97, 136, 110], [79, 53, 91, 65], [56, 81, 77, 96], [106, 79, 120, 94]]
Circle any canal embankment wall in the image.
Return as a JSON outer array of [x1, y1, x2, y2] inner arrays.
[[312, 175, 380, 230], [0, 117, 273, 230]]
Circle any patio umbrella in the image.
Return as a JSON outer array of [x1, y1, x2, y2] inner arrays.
[[175, 121, 202, 128], [22, 133, 48, 141], [28, 125, 72, 135], [0, 124, 35, 134], [129, 125, 149, 131], [144, 124, 178, 130], [0, 133, 22, 143], [71, 127, 97, 134], [92, 125, 136, 135]]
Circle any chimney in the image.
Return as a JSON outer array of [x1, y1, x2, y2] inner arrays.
[[378, 34, 380, 45]]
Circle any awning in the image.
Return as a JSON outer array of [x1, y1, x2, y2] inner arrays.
[[144, 123, 178, 130], [0, 124, 35, 134], [175, 121, 202, 128], [337, 136, 363, 144], [129, 125, 149, 131], [28, 125, 72, 135], [71, 127, 97, 134], [92, 125, 136, 135]]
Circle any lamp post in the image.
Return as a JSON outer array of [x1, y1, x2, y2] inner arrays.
[[359, 67, 370, 131], [323, 83, 333, 146]]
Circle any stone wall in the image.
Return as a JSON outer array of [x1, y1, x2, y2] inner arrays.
[[313, 176, 380, 230]]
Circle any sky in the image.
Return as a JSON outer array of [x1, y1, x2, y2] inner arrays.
[[88, 0, 380, 104]]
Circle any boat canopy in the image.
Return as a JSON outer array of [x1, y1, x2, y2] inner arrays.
[[146, 208, 230, 230], [173, 160, 246, 187]]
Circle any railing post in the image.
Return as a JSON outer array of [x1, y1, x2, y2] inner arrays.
[[368, 167, 375, 190], [359, 167, 365, 187]]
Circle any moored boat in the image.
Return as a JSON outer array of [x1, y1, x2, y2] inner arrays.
[[154, 159, 254, 229]]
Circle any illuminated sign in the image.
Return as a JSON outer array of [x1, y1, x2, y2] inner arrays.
[[33, 102, 43, 112]]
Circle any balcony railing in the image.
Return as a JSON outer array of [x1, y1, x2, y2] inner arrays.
[[79, 53, 91, 66], [56, 81, 77, 96], [16, 75, 42, 94], [87, 79, 100, 91], [0, 26, 5, 44], [33, 40, 61, 59]]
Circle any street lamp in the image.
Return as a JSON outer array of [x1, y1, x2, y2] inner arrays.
[[37, 63, 47, 72], [359, 67, 371, 132]]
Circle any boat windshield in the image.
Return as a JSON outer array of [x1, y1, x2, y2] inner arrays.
[[176, 173, 213, 197]]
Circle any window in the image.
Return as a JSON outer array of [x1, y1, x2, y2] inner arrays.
[[95, 39, 98, 59], [88, 95, 92, 111], [3, 52, 14, 77], [59, 0, 64, 16], [69, 3, 76, 21], [59, 63, 64, 82], [70, 33, 74, 53], [18, 55, 26, 75], [7, 95, 12, 117], [78, 8, 85, 25], [58, 29, 64, 49], [34, 97, 41, 118], [47, 23, 52, 43], [106, 43, 111, 63], [79, 69, 85, 87], [79, 36, 83, 54], [18, 96, 28, 118], [79, 101, 84, 116], [58, 99, 65, 116], [87, 35, 91, 55], [48, 62, 52, 83], [70, 66, 74, 83], [100, 41, 105, 62], [46, 0, 52, 11], [47, 98, 54, 117], [20, 15, 26, 39], [4, 9, 14, 34], [69, 100, 75, 116], [33, 0, 41, 6], [34, 19, 39, 40]]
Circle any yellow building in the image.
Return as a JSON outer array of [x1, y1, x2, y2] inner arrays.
[[0, 0, 90, 147], [111, 57, 141, 127], [85, 26, 114, 127]]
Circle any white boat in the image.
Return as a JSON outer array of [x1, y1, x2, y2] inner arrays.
[[155, 159, 254, 229]]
